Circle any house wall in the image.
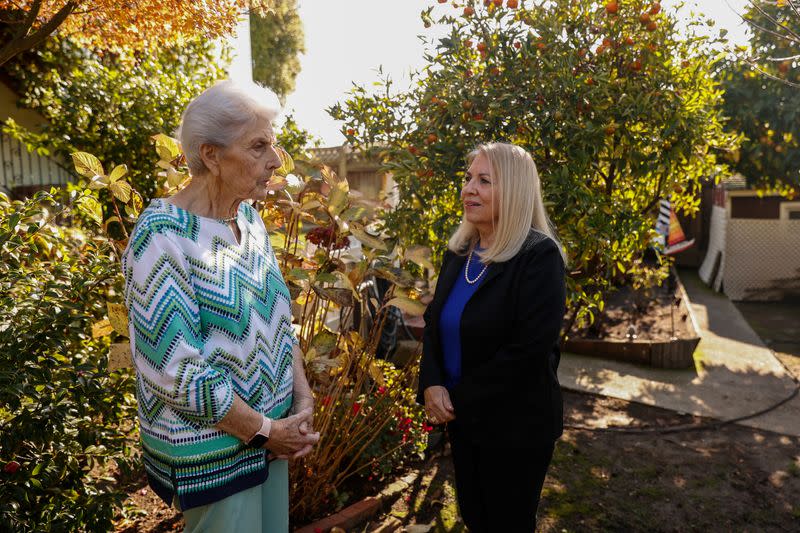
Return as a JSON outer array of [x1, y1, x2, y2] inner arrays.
[[0, 81, 71, 194]]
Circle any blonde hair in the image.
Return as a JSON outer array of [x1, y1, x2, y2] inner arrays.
[[448, 142, 565, 264]]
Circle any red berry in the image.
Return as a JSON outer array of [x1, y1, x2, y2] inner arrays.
[[3, 461, 20, 474]]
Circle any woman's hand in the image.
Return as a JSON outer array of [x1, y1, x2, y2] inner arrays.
[[424, 385, 456, 425], [265, 407, 320, 459]]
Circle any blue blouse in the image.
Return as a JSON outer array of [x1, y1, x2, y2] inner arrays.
[[439, 250, 487, 389]]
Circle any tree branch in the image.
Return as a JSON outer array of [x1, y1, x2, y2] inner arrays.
[[12, 0, 42, 41], [0, 1, 78, 67]]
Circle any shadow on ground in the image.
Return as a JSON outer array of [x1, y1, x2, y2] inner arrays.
[[362, 390, 800, 533]]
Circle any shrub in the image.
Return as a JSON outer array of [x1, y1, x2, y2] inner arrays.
[[0, 190, 137, 532]]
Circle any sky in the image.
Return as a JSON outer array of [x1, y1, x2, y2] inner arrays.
[[248, 0, 753, 147]]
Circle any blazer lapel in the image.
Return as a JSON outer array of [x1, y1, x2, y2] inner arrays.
[[476, 260, 506, 292]]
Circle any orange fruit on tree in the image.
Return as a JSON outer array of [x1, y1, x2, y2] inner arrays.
[[426, 133, 438, 144], [646, 21, 657, 31], [514, 41, 521, 49], [462, 100, 473, 109], [346, 128, 355, 135], [477, 42, 487, 52], [649, 2, 661, 15], [603, 37, 613, 47], [493, 0, 503, 6], [630, 59, 642, 71], [507, 0, 519, 8], [463, 6, 474, 16], [778, 61, 790, 74], [464, 39, 473, 47], [438, 0, 447, 3], [604, 124, 617, 136], [624, 36, 635, 46], [537, 42, 546, 50], [639, 13, 651, 24], [605, 1, 619, 15]]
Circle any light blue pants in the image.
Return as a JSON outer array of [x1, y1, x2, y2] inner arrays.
[[182, 459, 289, 533]]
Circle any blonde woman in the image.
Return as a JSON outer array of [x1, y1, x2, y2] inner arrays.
[[418, 142, 567, 532]]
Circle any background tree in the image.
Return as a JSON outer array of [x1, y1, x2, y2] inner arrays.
[[720, 1, 799, 195], [0, 0, 272, 67], [332, 0, 738, 331], [2, 37, 226, 204], [250, 0, 305, 102]]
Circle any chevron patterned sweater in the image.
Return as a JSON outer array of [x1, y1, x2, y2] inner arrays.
[[122, 198, 296, 510]]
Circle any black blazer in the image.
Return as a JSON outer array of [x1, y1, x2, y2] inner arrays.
[[417, 229, 566, 446]]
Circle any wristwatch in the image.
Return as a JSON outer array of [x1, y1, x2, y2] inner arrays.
[[246, 414, 272, 449]]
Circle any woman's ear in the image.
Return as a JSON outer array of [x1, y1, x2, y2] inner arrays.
[[199, 143, 222, 177]]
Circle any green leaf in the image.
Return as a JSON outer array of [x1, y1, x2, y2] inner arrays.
[[71, 152, 104, 179]]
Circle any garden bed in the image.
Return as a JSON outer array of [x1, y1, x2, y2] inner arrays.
[[565, 269, 701, 369]]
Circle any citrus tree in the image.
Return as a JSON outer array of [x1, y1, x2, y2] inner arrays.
[[332, 0, 738, 330], [721, 0, 799, 195]]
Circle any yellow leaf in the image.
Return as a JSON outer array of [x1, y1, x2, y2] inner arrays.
[[108, 342, 132, 371], [349, 223, 387, 251], [404, 245, 435, 271], [92, 319, 114, 338], [368, 362, 385, 387], [107, 302, 129, 337], [386, 296, 427, 316], [87, 175, 109, 190], [71, 152, 104, 179], [275, 146, 295, 177], [152, 134, 181, 161], [327, 180, 350, 217], [108, 164, 128, 183], [109, 180, 132, 203], [77, 196, 103, 226], [166, 167, 187, 188]]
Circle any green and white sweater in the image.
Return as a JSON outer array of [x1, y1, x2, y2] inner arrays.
[[122, 198, 296, 510]]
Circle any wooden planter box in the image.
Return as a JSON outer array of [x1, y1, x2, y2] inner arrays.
[[563, 336, 700, 369], [563, 269, 702, 369]]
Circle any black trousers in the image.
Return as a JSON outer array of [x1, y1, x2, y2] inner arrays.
[[447, 421, 555, 533]]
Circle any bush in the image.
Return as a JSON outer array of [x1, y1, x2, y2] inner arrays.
[[0, 191, 137, 532]]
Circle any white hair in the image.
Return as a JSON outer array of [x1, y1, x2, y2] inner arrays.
[[176, 79, 281, 176]]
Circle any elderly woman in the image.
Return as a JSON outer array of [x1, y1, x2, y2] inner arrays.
[[418, 142, 567, 532], [122, 80, 319, 532]]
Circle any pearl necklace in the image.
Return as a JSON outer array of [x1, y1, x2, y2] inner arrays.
[[464, 248, 489, 284], [217, 214, 237, 224]]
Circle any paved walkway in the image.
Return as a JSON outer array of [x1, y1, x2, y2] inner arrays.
[[559, 269, 800, 437]]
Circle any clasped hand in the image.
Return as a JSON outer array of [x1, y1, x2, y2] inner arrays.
[[424, 385, 456, 425], [266, 405, 319, 460]]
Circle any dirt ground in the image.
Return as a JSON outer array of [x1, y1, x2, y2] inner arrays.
[[115, 297, 800, 533], [360, 388, 800, 533], [571, 282, 694, 342], [115, 384, 800, 533]]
